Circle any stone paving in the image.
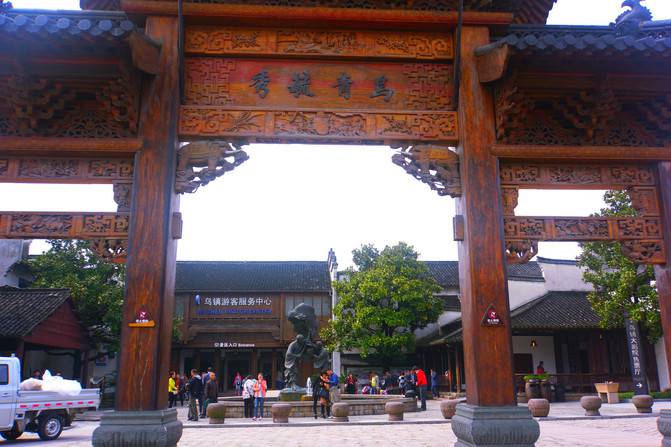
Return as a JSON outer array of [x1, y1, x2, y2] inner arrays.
[[7, 400, 670, 446]]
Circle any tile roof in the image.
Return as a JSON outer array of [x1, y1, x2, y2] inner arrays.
[[477, 22, 671, 58], [0, 287, 71, 338], [511, 291, 602, 330], [424, 260, 544, 288], [439, 291, 602, 343], [0, 9, 136, 49], [175, 261, 331, 293]]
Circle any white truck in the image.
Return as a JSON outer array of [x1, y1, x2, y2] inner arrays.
[[0, 357, 100, 441]]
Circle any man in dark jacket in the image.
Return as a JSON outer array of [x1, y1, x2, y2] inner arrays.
[[187, 369, 203, 421]]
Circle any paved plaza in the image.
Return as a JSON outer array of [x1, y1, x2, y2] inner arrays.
[[6, 400, 669, 446]]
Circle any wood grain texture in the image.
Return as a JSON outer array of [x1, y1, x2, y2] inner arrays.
[[455, 26, 516, 407], [491, 144, 671, 162], [0, 137, 143, 157], [115, 16, 181, 412], [121, 2, 513, 30], [655, 162, 671, 391]]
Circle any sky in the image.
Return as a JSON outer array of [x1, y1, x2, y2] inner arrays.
[[3, 0, 671, 267]]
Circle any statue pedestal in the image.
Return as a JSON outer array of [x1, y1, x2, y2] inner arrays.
[[279, 388, 307, 402]]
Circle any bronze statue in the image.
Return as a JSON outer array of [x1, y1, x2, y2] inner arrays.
[[282, 303, 330, 392]]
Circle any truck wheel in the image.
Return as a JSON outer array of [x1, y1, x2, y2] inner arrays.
[[37, 415, 63, 441], [0, 424, 23, 440]]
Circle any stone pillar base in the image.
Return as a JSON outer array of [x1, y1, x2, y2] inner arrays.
[[92, 409, 183, 447], [658, 409, 671, 446], [452, 404, 540, 447]]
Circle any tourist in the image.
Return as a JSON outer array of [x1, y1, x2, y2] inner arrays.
[[536, 361, 545, 374], [253, 372, 267, 421], [203, 372, 219, 416], [345, 373, 357, 394], [306, 376, 312, 395], [413, 366, 428, 411], [444, 369, 452, 393], [370, 371, 379, 395], [168, 371, 178, 408], [234, 372, 243, 396], [398, 371, 407, 393], [179, 374, 187, 406], [328, 369, 339, 404], [242, 375, 255, 418], [187, 369, 203, 421], [430, 369, 439, 398], [313, 371, 331, 419]]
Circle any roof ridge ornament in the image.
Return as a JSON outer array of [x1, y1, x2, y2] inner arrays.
[[612, 0, 653, 36]]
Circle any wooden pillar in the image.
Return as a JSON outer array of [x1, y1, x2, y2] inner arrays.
[[456, 345, 462, 393], [447, 345, 453, 392], [455, 26, 516, 407], [654, 161, 671, 388], [115, 16, 180, 412]]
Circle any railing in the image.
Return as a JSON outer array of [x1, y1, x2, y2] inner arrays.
[[514, 373, 659, 394]]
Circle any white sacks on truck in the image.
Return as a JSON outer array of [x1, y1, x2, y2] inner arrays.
[[19, 370, 82, 396]]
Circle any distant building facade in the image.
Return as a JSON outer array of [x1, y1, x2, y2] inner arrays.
[[171, 260, 332, 391]]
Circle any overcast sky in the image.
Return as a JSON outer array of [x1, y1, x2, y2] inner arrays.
[[3, 0, 671, 267]]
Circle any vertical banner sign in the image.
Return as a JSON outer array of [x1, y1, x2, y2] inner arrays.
[[624, 317, 649, 395]]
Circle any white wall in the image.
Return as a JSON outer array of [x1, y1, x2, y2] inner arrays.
[[0, 240, 28, 287], [508, 280, 548, 310], [512, 335, 557, 374], [656, 339, 670, 390], [539, 260, 593, 292]]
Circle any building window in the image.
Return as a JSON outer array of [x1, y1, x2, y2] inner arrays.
[[0, 365, 8, 385], [285, 295, 331, 317]]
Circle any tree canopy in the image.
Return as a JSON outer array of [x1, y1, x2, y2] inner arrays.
[[321, 242, 443, 367], [577, 190, 661, 342], [27, 240, 125, 353]]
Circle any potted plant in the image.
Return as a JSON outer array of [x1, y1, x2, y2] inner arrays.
[[523, 374, 549, 401]]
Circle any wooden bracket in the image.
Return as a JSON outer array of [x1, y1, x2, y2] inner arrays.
[[127, 31, 162, 76]]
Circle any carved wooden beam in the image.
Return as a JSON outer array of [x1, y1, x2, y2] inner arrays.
[[499, 162, 657, 190], [0, 212, 129, 239], [391, 144, 461, 197], [0, 137, 143, 157], [0, 157, 134, 184], [492, 144, 671, 162], [504, 239, 538, 264], [476, 45, 509, 83], [121, 2, 513, 29], [175, 141, 249, 194], [504, 216, 665, 264]]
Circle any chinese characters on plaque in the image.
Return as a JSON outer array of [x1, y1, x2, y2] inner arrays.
[[195, 295, 274, 316], [625, 317, 649, 395], [249, 70, 394, 102]]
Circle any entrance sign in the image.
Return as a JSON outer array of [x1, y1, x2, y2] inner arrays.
[[180, 26, 458, 143]]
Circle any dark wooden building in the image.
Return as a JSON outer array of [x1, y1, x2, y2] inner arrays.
[[171, 260, 331, 391], [0, 286, 90, 382]]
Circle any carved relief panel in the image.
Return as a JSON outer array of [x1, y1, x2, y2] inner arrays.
[[0, 157, 134, 183], [180, 26, 457, 144]]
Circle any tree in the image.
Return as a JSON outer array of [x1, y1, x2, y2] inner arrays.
[[321, 242, 443, 368], [27, 240, 125, 353], [577, 190, 661, 342]]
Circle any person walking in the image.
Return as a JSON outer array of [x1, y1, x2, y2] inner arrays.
[[187, 369, 203, 421], [413, 366, 428, 411], [200, 367, 214, 417], [252, 373, 267, 421], [242, 375, 255, 418], [430, 369, 440, 398], [234, 372, 243, 396], [203, 372, 219, 416], [168, 371, 178, 408]]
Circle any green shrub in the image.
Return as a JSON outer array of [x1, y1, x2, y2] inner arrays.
[[523, 374, 550, 382], [618, 391, 671, 400]]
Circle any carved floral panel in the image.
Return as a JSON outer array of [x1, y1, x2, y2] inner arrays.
[[500, 163, 656, 189], [186, 26, 453, 60], [0, 158, 134, 183], [0, 212, 129, 239], [504, 216, 663, 241]]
